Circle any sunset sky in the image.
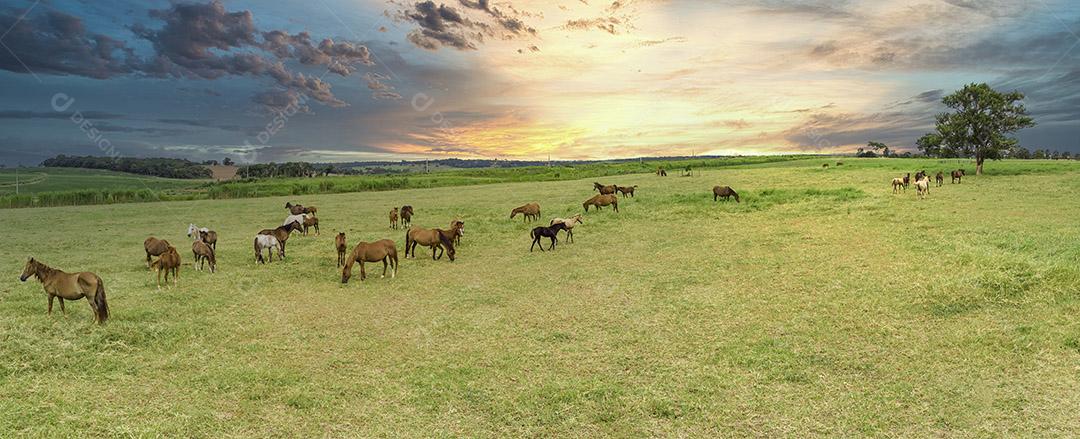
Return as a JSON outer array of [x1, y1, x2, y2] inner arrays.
[[0, 0, 1077, 164]]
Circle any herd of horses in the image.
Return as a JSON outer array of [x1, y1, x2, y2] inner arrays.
[[19, 162, 975, 324]]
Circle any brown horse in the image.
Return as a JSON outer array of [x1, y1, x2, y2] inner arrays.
[[449, 219, 465, 245], [401, 205, 414, 228], [510, 202, 541, 222], [199, 230, 218, 250], [951, 169, 965, 184], [656, 167, 667, 176], [935, 171, 944, 187], [151, 246, 181, 288], [616, 185, 637, 198], [583, 194, 619, 212], [713, 186, 740, 202], [259, 220, 302, 258], [302, 206, 318, 216], [20, 258, 109, 324], [302, 215, 320, 236], [836, 161, 844, 166], [405, 226, 456, 261], [822, 163, 829, 168], [335, 232, 348, 267], [593, 182, 617, 195], [341, 239, 399, 283], [903, 173, 911, 188], [285, 202, 306, 215], [389, 207, 399, 229], [144, 237, 171, 268], [192, 240, 216, 273]]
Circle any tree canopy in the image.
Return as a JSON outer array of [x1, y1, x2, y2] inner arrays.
[[918, 83, 1035, 174]]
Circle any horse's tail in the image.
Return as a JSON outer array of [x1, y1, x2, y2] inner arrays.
[[389, 247, 399, 277], [94, 276, 109, 324], [404, 229, 412, 257]]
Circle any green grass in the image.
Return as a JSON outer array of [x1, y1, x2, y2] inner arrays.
[[0, 167, 202, 195], [2, 158, 1079, 436]]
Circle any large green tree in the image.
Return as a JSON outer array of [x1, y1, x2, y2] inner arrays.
[[920, 83, 1035, 175]]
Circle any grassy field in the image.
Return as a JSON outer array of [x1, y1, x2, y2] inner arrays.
[[2, 158, 1079, 436], [0, 167, 202, 195]]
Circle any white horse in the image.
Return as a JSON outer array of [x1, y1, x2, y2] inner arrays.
[[283, 214, 308, 227], [254, 234, 280, 264], [915, 176, 930, 200], [550, 214, 584, 243], [187, 223, 209, 240]]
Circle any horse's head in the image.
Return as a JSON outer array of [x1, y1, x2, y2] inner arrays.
[[20, 258, 37, 282], [187, 224, 196, 237], [573, 214, 583, 223]]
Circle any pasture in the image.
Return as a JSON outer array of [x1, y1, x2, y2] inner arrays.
[[0, 167, 200, 195], [2, 158, 1079, 436]]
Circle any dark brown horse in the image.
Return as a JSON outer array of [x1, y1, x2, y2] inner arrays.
[[144, 237, 171, 268], [192, 240, 216, 273], [593, 182, 617, 195], [656, 167, 667, 176], [335, 232, 347, 267], [615, 185, 637, 198], [285, 202, 306, 215], [20, 258, 109, 324], [530, 222, 567, 252], [712, 186, 740, 202], [449, 219, 465, 245], [151, 246, 181, 288], [903, 173, 911, 188], [935, 171, 944, 187], [341, 239, 398, 283], [510, 202, 541, 222], [405, 226, 456, 261], [583, 194, 619, 212], [951, 169, 965, 184], [400, 205, 414, 228], [259, 220, 302, 258], [199, 230, 218, 250]]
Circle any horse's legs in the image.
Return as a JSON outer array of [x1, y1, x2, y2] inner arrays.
[[381, 258, 387, 278], [549, 235, 557, 250], [569, 229, 574, 243], [530, 236, 538, 252], [359, 261, 367, 281], [58, 298, 66, 315], [47, 294, 54, 314]]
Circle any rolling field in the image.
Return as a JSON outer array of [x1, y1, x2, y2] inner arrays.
[[2, 158, 1079, 436], [0, 167, 201, 195]]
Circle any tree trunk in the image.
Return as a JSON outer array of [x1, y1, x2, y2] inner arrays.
[[976, 156, 984, 175]]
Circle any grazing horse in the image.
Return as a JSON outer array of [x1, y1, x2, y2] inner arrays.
[[510, 202, 541, 222], [254, 234, 280, 264], [335, 232, 347, 267], [302, 215, 319, 236], [400, 205, 414, 228], [259, 220, 302, 258], [20, 258, 109, 324], [192, 240, 216, 273], [530, 222, 567, 252], [341, 239, 398, 283], [951, 169, 965, 184], [822, 163, 829, 168], [285, 202, 306, 215], [550, 214, 583, 243], [892, 177, 905, 194], [593, 182, 617, 195], [935, 171, 944, 187], [616, 185, 637, 198], [713, 186, 740, 202], [151, 246, 181, 288], [449, 220, 465, 245], [583, 194, 619, 212], [144, 237, 171, 268], [836, 161, 844, 166], [405, 226, 456, 261], [198, 230, 218, 250], [903, 173, 911, 188], [656, 167, 667, 176], [389, 207, 399, 229], [915, 176, 930, 200]]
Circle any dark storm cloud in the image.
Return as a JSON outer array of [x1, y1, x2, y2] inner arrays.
[[394, 0, 540, 50], [0, 8, 137, 78]]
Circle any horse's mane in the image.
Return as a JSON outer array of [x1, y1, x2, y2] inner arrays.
[[29, 259, 58, 279]]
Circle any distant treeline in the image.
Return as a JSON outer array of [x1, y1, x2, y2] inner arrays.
[[41, 155, 212, 179], [322, 155, 735, 170]]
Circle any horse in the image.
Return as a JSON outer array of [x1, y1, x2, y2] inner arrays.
[[656, 167, 667, 176], [187, 223, 209, 241], [404, 226, 456, 261], [144, 237, 171, 268], [915, 170, 927, 183], [822, 163, 829, 168], [302, 205, 317, 216], [20, 257, 109, 324], [583, 194, 619, 212], [341, 240, 398, 283], [550, 213, 583, 243], [285, 202, 306, 215], [400, 205, 414, 228], [951, 169, 965, 184], [302, 215, 319, 236], [389, 207, 399, 229], [836, 161, 844, 166], [198, 230, 218, 250], [593, 182, 617, 195], [713, 186, 740, 202], [891, 177, 905, 194], [616, 185, 637, 198], [510, 202, 541, 222], [449, 220, 465, 245], [259, 220, 302, 258], [915, 176, 930, 200], [935, 171, 944, 187], [283, 214, 307, 227], [903, 173, 911, 188], [151, 246, 181, 288], [335, 232, 347, 267], [254, 234, 280, 264], [530, 222, 567, 252], [192, 240, 216, 273]]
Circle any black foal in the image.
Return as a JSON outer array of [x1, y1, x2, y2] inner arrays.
[[529, 222, 567, 252]]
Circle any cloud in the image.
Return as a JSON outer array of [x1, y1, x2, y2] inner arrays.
[[0, 8, 137, 78], [0, 110, 125, 119], [364, 72, 403, 99], [394, 0, 539, 50]]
